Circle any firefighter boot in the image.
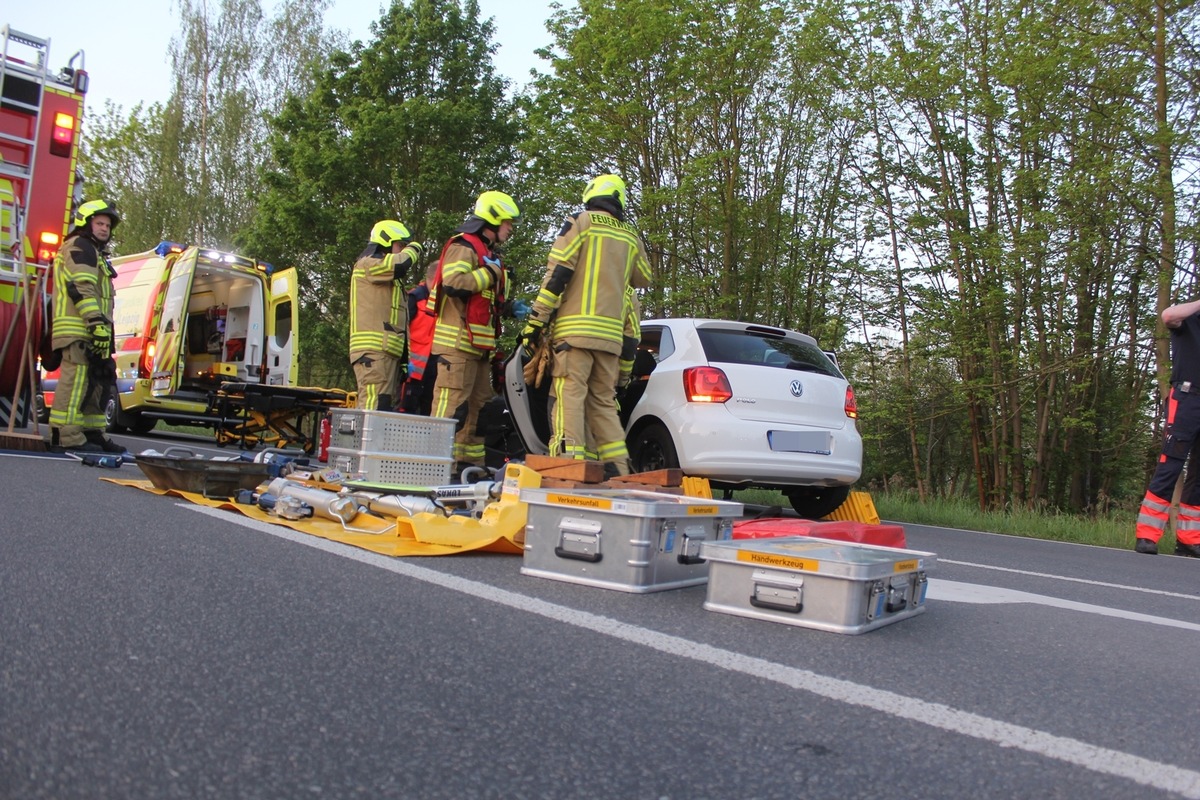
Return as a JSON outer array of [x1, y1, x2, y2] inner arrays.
[[50, 427, 102, 453], [1174, 541, 1200, 558], [1134, 538, 1158, 555], [85, 430, 127, 454]]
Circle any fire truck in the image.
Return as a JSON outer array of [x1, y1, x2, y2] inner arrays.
[[0, 24, 87, 426]]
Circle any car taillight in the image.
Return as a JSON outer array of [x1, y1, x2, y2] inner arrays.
[[37, 231, 60, 263], [50, 112, 75, 157], [684, 366, 732, 403], [845, 385, 858, 419]]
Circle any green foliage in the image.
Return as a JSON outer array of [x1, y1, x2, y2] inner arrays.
[[242, 0, 520, 387]]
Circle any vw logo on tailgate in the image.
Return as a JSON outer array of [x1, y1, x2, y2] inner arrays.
[[790, 379, 804, 397]]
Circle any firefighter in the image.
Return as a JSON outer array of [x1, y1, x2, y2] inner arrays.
[[1134, 296, 1200, 557], [428, 190, 519, 475], [520, 174, 652, 477], [47, 199, 125, 454], [349, 219, 424, 411], [399, 265, 437, 416]]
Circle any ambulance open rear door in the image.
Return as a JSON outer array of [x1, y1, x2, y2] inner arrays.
[[149, 248, 198, 396], [265, 266, 298, 386]]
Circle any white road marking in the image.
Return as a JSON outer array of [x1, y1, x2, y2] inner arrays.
[[187, 504, 1200, 799], [941, 559, 1200, 601], [928, 579, 1200, 632]]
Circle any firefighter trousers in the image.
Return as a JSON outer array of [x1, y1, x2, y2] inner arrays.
[[431, 350, 492, 467], [548, 343, 630, 475], [48, 341, 106, 447], [1137, 387, 1200, 546], [352, 351, 401, 411]]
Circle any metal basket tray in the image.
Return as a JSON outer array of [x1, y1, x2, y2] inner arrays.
[[134, 447, 270, 499]]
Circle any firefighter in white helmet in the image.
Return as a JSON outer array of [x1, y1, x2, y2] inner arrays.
[[48, 199, 125, 453], [349, 219, 424, 410], [520, 174, 652, 477], [427, 190, 520, 475]]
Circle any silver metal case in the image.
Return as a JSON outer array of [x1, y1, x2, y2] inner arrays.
[[699, 537, 936, 634], [520, 488, 743, 593]]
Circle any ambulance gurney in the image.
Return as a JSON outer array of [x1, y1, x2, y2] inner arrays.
[[134, 446, 269, 499], [210, 383, 353, 452]]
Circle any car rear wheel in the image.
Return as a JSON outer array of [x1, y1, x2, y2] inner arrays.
[[629, 422, 679, 473], [784, 484, 851, 520]]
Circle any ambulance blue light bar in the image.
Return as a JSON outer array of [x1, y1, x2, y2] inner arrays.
[[155, 241, 187, 256]]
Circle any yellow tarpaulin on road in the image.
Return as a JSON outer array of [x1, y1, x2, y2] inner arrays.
[[103, 463, 543, 557]]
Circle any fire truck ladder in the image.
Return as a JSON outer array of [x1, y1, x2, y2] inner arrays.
[[0, 25, 54, 268], [0, 26, 52, 438]]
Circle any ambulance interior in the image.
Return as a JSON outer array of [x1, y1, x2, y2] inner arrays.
[[177, 266, 266, 392]]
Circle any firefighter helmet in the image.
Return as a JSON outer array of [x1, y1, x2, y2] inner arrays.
[[582, 174, 627, 211], [369, 219, 411, 248], [473, 191, 520, 226], [73, 199, 121, 229]]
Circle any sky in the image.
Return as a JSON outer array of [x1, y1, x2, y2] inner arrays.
[[5, 0, 558, 116]]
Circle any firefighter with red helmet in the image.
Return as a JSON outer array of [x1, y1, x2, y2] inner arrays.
[[428, 191, 519, 475], [47, 199, 125, 453], [520, 174, 652, 477], [349, 219, 424, 410]]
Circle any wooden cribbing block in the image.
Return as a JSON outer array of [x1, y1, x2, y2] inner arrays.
[[606, 468, 683, 488], [524, 454, 605, 483]]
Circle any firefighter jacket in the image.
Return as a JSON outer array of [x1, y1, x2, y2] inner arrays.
[[407, 282, 435, 380], [429, 233, 506, 357], [528, 210, 652, 356], [51, 232, 115, 350], [349, 243, 421, 360]]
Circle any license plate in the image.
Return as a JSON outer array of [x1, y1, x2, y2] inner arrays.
[[768, 430, 832, 454]]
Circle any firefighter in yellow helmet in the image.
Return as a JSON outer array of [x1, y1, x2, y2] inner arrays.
[[349, 219, 425, 410], [48, 199, 125, 453], [428, 190, 519, 476], [520, 174, 652, 477]]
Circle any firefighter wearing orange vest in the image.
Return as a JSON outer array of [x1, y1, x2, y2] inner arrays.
[[428, 191, 519, 473], [399, 267, 437, 415], [520, 175, 652, 477], [349, 219, 424, 411], [48, 200, 125, 453], [1134, 297, 1200, 557]]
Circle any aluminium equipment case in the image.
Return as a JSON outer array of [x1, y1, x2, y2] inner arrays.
[[699, 536, 936, 634], [520, 488, 744, 593], [325, 408, 456, 486]]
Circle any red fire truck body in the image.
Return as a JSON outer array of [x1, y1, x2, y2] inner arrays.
[[0, 24, 87, 421]]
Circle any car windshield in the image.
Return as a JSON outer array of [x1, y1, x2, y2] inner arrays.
[[699, 328, 842, 378]]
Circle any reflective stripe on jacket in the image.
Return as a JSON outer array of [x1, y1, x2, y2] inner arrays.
[[531, 210, 651, 355], [52, 233, 114, 349]]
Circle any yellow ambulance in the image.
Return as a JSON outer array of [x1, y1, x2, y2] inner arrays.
[[78, 241, 298, 432]]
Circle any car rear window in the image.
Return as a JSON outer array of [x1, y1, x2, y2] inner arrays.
[[699, 328, 842, 378]]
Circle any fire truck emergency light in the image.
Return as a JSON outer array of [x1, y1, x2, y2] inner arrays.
[[50, 113, 76, 157], [38, 231, 60, 263]]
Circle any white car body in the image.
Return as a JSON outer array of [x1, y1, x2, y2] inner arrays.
[[504, 318, 862, 517]]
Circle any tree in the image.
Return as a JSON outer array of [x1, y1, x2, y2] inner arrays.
[[243, 0, 520, 386]]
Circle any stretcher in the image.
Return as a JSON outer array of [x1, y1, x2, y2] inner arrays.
[[210, 383, 353, 452]]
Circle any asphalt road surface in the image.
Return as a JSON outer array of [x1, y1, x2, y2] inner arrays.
[[2, 437, 1199, 799]]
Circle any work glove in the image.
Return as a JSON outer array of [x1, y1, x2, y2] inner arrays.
[[519, 318, 545, 357], [504, 298, 532, 321], [88, 322, 112, 359], [482, 255, 502, 285]]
